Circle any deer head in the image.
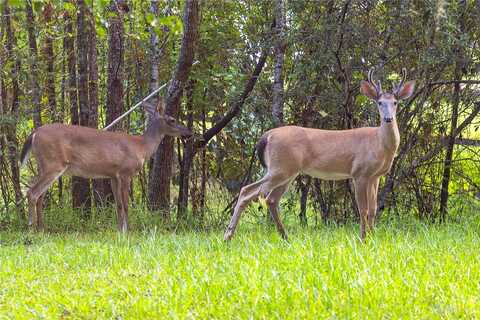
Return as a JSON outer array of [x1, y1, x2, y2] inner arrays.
[[143, 100, 192, 138], [360, 68, 416, 123]]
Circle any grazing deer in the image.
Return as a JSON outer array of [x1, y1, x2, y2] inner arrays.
[[224, 68, 415, 241], [20, 101, 192, 232]]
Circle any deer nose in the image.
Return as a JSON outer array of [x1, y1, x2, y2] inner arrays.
[[384, 117, 393, 123]]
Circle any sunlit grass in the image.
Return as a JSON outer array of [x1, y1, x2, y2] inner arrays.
[[1, 212, 480, 319]]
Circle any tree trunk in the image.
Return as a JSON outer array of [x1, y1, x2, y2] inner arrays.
[[439, 1, 466, 222], [64, 3, 81, 210], [42, 2, 56, 121], [3, 2, 23, 219], [102, 0, 127, 203], [148, 0, 199, 216], [25, 0, 42, 128], [72, 0, 92, 214], [149, 0, 161, 99], [86, 4, 103, 206], [42, 2, 62, 203], [272, 0, 286, 127], [199, 105, 207, 215], [64, 5, 78, 127], [177, 80, 195, 220]]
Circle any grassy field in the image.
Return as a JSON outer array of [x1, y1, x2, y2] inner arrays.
[[1, 213, 480, 319]]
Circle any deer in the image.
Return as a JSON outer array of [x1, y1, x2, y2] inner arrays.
[[224, 68, 415, 241], [19, 100, 192, 232]]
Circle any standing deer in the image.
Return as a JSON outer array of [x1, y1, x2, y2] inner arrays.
[[224, 68, 415, 241], [20, 101, 192, 232]]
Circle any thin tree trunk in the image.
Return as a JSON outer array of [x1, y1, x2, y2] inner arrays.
[[41, 2, 61, 204], [42, 2, 56, 121], [146, 0, 161, 209], [177, 80, 195, 220], [149, 0, 161, 99], [3, 3, 23, 219], [199, 105, 207, 214], [148, 0, 199, 216], [72, 0, 92, 214], [87, 4, 103, 206], [64, 5, 78, 126], [439, 1, 466, 222], [25, 0, 42, 128], [64, 2, 81, 210], [272, 0, 286, 126], [103, 0, 127, 203]]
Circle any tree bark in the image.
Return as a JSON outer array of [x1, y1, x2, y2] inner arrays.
[[64, 2, 80, 209], [272, 0, 286, 127], [105, 0, 125, 128], [2, 3, 23, 218], [25, 0, 42, 128], [177, 80, 195, 220], [148, 0, 199, 215], [87, 4, 103, 206], [42, 2, 56, 121], [439, 1, 467, 222], [101, 0, 127, 203], [64, 5, 78, 127], [72, 0, 92, 213]]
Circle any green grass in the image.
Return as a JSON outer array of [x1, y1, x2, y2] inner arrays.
[[1, 213, 480, 319]]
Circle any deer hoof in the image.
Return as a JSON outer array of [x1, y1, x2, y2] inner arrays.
[[224, 229, 234, 241]]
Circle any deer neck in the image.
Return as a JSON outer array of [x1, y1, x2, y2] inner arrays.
[[142, 119, 165, 159], [379, 118, 400, 154]]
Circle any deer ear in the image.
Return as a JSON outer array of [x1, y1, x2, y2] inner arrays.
[[157, 100, 166, 115], [396, 80, 415, 100], [142, 102, 157, 117], [360, 80, 378, 100]]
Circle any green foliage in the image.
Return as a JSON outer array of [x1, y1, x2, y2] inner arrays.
[[1, 213, 480, 318]]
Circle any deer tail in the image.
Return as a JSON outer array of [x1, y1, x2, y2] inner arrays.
[[255, 134, 268, 169], [19, 132, 35, 167]]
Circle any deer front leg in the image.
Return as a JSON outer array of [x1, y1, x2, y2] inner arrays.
[[353, 178, 369, 241], [266, 184, 289, 240], [111, 177, 125, 233], [120, 177, 131, 233], [368, 178, 380, 231]]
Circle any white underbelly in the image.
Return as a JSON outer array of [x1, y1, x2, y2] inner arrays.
[[302, 169, 351, 181], [66, 167, 111, 179]]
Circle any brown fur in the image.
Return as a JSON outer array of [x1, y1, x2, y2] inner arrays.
[[224, 73, 415, 241], [22, 117, 191, 232]]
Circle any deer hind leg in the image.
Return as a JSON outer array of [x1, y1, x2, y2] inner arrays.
[[224, 178, 266, 241], [266, 183, 289, 240], [353, 177, 370, 241], [111, 177, 125, 233], [26, 167, 66, 230], [224, 173, 293, 241], [36, 195, 44, 231], [368, 178, 380, 231], [120, 177, 131, 233]]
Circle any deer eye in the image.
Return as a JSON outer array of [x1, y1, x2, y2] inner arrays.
[[394, 101, 398, 106]]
